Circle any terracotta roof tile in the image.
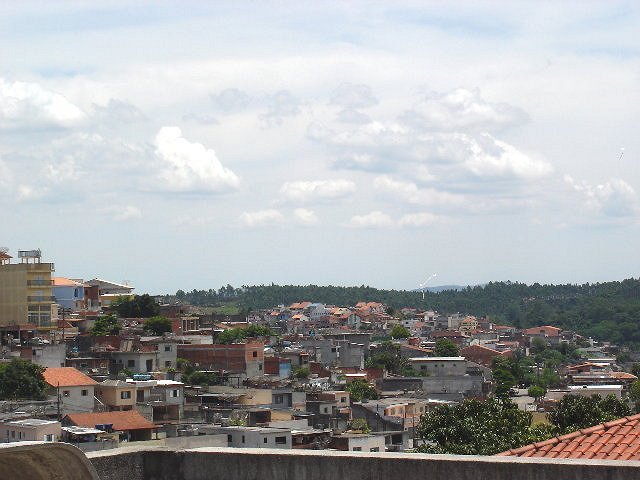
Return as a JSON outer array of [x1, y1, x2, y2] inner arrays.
[[65, 410, 156, 431], [43, 367, 97, 387], [499, 414, 640, 461]]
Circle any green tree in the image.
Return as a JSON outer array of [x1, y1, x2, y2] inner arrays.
[[389, 325, 410, 339], [416, 398, 538, 455], [630, 381, 640, 413], [348, 418, 371, 433], [143, 316, 172, 336], [366, 341, 411, 375], [528, 385, 545, 401], [294, 367, 310, 379], [111, 294, 160, 318], [183, 370, 219, 386], [346, 380, 378, 402], [0, 360, 47, 400], [216, 325, 273, 344], [549, 394, 632, 434], [434, 338, 459, 357], [90, 314, 120, 336]]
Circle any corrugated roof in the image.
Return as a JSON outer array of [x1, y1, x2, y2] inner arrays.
[[498, 414, 640, 460]]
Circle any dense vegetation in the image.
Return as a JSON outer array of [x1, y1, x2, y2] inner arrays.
[[167, 279, 640, 346], [0, 360, 47, 400]]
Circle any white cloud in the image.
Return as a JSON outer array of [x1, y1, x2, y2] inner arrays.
[[114, 206, 143, 222], [0, 78, 85, 129], [373, 175, 466, 207], [462, 134, 553, 180], [349, 211, 394, 228], [239, 209, 284, 227], [293, 208, 320, 226], [211, 88, 251, 112], [154, 126, 240, 193], [279, 179, 356, 204], [16, 185, 44, 202], [45, 159, 80, 184], [565, 175, 639, 218], [330, 83, 378, 109], [259, 90, 301, 127], [401, 88, 528, 132], [0, 158, 12, 187], [398, 212, 441, 227]]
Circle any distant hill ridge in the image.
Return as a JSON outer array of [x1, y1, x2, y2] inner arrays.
[[164, 279, 640, 346]]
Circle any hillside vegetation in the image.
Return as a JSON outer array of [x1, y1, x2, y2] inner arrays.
[[169, 279, 640, 346]]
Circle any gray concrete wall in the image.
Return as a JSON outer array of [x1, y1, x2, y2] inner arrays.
[[86, 446, 640, 480]]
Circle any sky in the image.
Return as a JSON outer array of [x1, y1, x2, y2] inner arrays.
[[1, 1, 640, 294]]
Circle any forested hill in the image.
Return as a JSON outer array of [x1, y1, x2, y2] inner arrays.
[[171, 279, 640, 346]]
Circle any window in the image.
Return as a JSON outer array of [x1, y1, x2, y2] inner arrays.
[[81, 389, 88, 396], [227, 435, 232, 443], [352, 447, 362, 451], [274, 395, 283, 404], [323, 407, 329, 413], [11, 431, 15, 438], [341, 397, 347, 403], [252, 351, 257, 358], [242, 435, 245, 443], [275, 436, 287, 445], [127, 360, 135, 367], [121, 391, 132, 399], [171, 389, 180, 397], [63, 390, 70, 397], [370, 447, 379, 452], [164, 345, 172, 352], [44, 434, 54, 442], [263, 437, 268, 443], [165, 361, 172, 367]]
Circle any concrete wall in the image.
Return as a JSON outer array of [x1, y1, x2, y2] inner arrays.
[[87, 447, 640, 480]]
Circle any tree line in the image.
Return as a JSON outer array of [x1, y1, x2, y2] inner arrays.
[[166, 279, 640, 347]]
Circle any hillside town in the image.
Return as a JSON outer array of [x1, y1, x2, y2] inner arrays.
[[0, 248, 637, 457]]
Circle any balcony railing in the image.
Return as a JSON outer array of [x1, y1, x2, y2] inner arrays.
[[27, 280, 54, 286], [27, 296, 56, 302]]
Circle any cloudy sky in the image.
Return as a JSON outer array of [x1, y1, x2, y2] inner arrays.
[[2, 1, 640, 294]]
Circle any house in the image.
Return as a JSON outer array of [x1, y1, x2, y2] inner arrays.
[[84, 278, 134, 308], [460, 344, 512, 368], [52, 277, 85, 311], [523, 326, 562, 346], [329, 432, 386, 452], [497, 413, 640, 460], [0, 419, 61, 443], [205, 426, 292, 449], [177, 342, 264, 378], [43, 367, 98, 414], [63, 410, 157, 442], [95, 380, 136, 411], [125, 379, 184, 424]]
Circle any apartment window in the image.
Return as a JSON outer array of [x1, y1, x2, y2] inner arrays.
[[63, 390, 70, 397], [127, 360, 135, 368], [275, 436, 287, 445], [352, 447, 362, 451], [242, 435, 245, 443], [121, 391, 132, 399], [323, 407, 329, 413], [81, 390, 88, 397], [44, 434, 55, 442], [252, 351, 257, 358], [263, 437, 268, 444], [227, 435, 232, 443], [341, 397, 347, 403], [170, 389, 180, 397], [164, 345, 172, 352]]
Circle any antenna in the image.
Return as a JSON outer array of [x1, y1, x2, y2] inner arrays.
[[417, 273, 438, 300]]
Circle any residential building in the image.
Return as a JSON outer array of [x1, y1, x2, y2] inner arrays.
[[0, 249, 56, 329], [62, 410, 157, 442], [52, 277, 85, 311], [84, 279, 134, 309], [95, 380, 136, 411], [329, 433, 386, 452], [205, 426, 292, 449], [43, 367, 98, 415], [177, 342, 264, 378], [0, 419, 61, 443]]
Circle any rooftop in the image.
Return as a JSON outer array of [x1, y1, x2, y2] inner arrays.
[[43, 367, 98, 387], [498, 414, 640, 460]]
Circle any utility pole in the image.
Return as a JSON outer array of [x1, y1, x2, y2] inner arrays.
[[56, 382, 61, 421]]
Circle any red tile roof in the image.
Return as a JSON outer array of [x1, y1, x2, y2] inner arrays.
[[64, 410, 156, 431], [43, 367, 97, 387], [497, 414, 640, 460], [523, 326, 562, 337]]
